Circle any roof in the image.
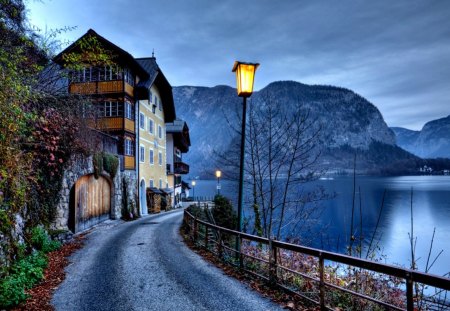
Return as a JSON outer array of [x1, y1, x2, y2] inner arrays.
[[166, 119, 187, 133], [53, 29, 148, 79], [135, 58, 158, 89], [147, 187, 163, 195], [160, 188, 174, 194], [135, 57, 176, 123], [181, 181, 191, 189], [166, 119, 191, 151]]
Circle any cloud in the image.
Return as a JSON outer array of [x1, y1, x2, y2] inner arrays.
[[27, 0, 450, 129]]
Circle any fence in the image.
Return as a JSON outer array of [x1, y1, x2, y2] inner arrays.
[[183, 210, 450, 311]]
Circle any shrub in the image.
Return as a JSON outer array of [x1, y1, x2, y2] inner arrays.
[[93, 152, 103, 179], [212, 195, 237, 230], [0, 251, 48, 308], [103, 153, 119, 179], [30, 226, 61, 253]]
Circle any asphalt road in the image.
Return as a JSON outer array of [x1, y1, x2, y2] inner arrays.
[[52, 209, 283, 311]]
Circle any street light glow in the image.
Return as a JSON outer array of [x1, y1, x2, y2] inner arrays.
[[215, 170, 222, 178], [232, 61, 259, 97]]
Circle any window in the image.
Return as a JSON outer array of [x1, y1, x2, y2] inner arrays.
[[139, 113, 145, 130], [149, 179, 154, 188], [159, 179, 163, 189], [101, 101, 123, 117], [124, 139, 133, 156], [125, 100, 134, 119], [71, 66, 124, 83], [149, 91, 153, 103], [124, 68, 134, 86], [158, 151, 162, 166], [158, 125, 162, 139], [139, 146, 145, 162], [148, 119, 154, 134], [149, 149, 154, 165], [158, 98, 162, 111]]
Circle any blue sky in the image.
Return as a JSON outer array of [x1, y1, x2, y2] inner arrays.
[[27, 0, 450, 130]]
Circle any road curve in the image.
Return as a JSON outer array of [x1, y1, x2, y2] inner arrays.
[[52, 209, 283, 311]]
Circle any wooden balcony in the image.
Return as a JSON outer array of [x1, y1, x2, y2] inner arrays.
[[124, 118, 135, 132], [98, 117, 123, 131], [69, 80, 134, 96], [174, 161, 189, 175], [124, 156, 135, 170], [87, 117, 135, 134]]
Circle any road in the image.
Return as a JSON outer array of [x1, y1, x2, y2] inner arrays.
[[52, 209, 283, 311]]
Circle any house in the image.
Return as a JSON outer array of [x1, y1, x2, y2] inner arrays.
[[166, 119, 191, 207], [53, 29, 188, 232], [134, 57, 176, 214]]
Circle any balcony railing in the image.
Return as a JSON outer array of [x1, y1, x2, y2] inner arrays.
[[68, 80, 134, 97], [174, 161, 189, 174]]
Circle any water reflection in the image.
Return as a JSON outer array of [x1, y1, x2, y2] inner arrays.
[[191, 176, 450, 276]]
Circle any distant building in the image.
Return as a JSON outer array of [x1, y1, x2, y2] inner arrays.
[[166, 119, 191, 207]]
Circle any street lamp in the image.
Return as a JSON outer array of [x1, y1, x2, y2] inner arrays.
[[191, 180, 196, 200], [215, 170, 222, 196], [232, 61, 259, 252]]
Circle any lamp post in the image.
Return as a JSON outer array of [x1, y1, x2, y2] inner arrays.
[[232, 61, 259, 256], [191, 180, 196, 200], [215, 170, 222, 196]]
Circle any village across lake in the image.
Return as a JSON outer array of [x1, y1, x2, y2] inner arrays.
[[190, 175, 450, 278]]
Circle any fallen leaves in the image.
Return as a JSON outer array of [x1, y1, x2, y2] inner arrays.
[[11, 235, 85, 311]]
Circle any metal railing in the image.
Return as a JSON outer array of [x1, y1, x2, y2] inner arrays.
[[183, 210, 450, 311]]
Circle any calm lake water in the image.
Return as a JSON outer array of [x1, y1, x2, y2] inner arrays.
[[189, 176, 450, 277]]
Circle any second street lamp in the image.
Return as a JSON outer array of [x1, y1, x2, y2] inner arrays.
[[191, 180, 196, 200], [232, 61, 259, 259], [215, 170, 222, 196]]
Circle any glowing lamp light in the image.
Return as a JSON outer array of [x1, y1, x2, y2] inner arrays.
[[232, 61, 259, 97], [215, 170, 222, 178]]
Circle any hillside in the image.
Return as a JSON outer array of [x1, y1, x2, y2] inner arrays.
[[173, 81, 419, 177], [392, 115, 450, 159]]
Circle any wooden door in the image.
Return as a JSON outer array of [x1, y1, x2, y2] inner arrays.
[[72, 174, 111, 232]]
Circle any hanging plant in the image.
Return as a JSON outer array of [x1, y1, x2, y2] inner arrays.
[[93, 153, 103, 179], [102, 153, 119, 179]]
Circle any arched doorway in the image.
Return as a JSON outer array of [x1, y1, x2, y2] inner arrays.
[[68, 174, 111, 233], [140, 179, 147, 215]]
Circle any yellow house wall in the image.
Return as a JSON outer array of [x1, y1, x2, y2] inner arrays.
[[138, 85, 167, 191]]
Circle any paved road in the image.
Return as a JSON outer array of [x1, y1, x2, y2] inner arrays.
[[52, 210, 283, 311]]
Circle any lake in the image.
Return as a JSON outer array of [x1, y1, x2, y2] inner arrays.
[[188, 176, 450, 277]]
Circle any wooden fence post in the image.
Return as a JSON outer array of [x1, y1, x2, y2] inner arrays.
[[319, 253, 325, 310], [218, 230, 223, 260], [204, 226, 209, 250], [269, 238, 278, 285], [193, 216, 198, 243], [406, 272, 414, 311], [239, 234, 244, 269]]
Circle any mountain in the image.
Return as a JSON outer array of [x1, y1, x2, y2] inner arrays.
[[173, 81, 418, 177], [392, 115, 450, 158]]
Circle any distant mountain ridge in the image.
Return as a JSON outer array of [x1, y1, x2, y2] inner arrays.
[[392, 115, 450, 158], [173, 81, 421, 177]]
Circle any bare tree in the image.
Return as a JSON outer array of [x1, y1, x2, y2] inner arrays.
[[216, 89, 331, 241]]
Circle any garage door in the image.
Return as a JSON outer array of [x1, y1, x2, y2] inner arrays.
[[70, 174, 111, 233]]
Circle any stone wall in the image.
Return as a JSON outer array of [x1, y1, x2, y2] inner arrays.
[[53, 154, 138, 231]]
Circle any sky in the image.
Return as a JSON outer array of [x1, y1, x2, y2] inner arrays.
[[27, 0, 450, 130]]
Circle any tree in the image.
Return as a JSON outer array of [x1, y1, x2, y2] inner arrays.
[[217, 89, 331, 242]]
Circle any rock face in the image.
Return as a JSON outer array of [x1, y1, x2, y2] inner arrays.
[[174, 81, 407, 176], [392, 115, 450, 159]]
